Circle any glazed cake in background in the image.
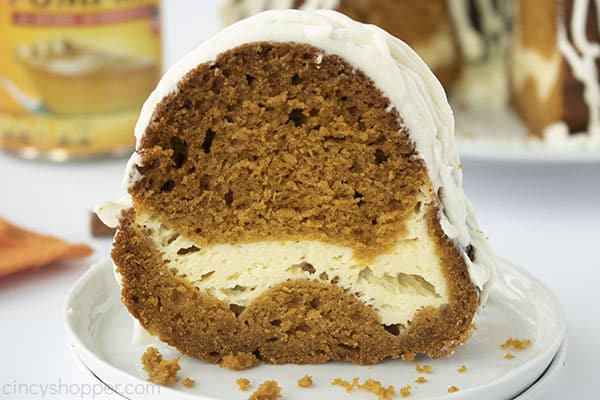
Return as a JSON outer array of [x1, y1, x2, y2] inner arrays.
[[511, 0, 600, 142], [223, 0, 600, 147], [222, 0, 463, 89], [97, 10, 495, 365]]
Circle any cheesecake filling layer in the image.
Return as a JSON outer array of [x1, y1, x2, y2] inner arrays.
[[135, 203, 449, 327]]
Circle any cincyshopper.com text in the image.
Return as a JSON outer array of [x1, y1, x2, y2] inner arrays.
[[2, 379, 160, 398]]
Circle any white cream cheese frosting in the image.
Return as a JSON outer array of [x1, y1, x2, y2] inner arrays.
[[100, 11, 496, 333]]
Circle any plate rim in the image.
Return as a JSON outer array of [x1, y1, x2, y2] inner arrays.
[[454, 106, 600, 164], [458, 142, 600, 164], [64, 258, 566, 400], [512, 339, 567, 400], [72, 338, 568, 400]]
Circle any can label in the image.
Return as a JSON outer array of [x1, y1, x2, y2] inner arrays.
[[0, 0, 161, 158]]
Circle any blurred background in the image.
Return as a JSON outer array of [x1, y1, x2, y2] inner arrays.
[[0, 1, 598, 399]]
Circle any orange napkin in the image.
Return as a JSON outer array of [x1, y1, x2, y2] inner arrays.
[[0, 218, 93, 278]]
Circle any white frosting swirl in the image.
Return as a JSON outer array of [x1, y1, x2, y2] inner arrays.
[[123, 10, 495, 301]]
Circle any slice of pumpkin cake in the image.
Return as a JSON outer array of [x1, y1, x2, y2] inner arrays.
[[98, 10, 495, 365]]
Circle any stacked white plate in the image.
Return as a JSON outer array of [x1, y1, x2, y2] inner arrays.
[[455, 106, 600, 163], [65, 259, 566, 400]]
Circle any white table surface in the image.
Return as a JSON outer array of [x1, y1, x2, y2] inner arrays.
[[1, 2, 598, 399]]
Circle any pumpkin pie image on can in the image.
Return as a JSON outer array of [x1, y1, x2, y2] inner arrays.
[[14, 38, 159, 115]]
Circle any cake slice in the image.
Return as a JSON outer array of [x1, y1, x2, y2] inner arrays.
[[99, 10, 495, 365]]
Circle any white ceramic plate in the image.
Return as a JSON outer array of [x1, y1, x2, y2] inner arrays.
[[65, 259, 566, 400], [71, 338, 567, 400], [454, 107, 600, 163]]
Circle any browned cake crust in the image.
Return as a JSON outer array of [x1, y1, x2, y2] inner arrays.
[[220, 352, 258, 370], [114, 42, 479, 365]]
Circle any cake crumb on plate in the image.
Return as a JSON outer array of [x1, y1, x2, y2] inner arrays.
[[236, 378, 250, 391], [248, 380, 281, 400], [415, 376, 427, 384], [141, 347, 180, 386], [399, 384, 411, 397], [415, 364, 432, 374], [448, 385, 460, 393], [182, 378, 195, 388], [331, 377, 355, 393], [504, 353, 516, 360], [501, 338, 531, 350], [332, 377, 395, 400], [457, 365, 467, 373], [297, 375, 313, 388]]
